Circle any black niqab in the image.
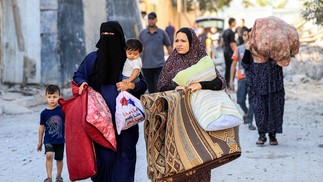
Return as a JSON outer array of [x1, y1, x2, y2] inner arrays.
[[91, 21, 126, 86]]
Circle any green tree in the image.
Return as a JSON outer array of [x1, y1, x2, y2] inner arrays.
[[301, 0, 323, 25], [185, 0, 232, 12]]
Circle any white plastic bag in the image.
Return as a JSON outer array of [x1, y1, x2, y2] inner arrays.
[[115, 91, 145, 135]]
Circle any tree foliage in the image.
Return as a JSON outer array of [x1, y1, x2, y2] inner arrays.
[[301, 0, 323, 25], [186, 0, 232, 12], [242, 0, 288, 9]]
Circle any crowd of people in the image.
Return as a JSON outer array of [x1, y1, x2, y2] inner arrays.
[[37, 11, 288, 182]]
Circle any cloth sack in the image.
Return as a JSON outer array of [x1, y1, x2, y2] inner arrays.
[[59, 83, 96, 181], [249, 16, 300, 66], [59, 82, 117, 181], [85, 85, 116, 151], [140, 90, 241, 181], [115, 91, 145, 135]]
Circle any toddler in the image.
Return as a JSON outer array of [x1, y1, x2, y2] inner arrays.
[[122, 39, 143, 84]]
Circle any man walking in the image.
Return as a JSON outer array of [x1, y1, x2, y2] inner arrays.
[[139, 12, 172, 93], [165, 21, 175, 48], [222, 18, 237, 88], [235, 18, 248, 46]]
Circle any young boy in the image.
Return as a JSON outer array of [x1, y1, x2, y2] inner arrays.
[[229, 29, 256, 130], [122, 39, 143, 84], [37, 85, 65, 182]]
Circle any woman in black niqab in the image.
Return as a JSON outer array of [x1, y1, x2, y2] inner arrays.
[[73, 21, 147, 182]]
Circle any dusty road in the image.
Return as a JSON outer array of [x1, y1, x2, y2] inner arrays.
[[0, 79, 322, 182]]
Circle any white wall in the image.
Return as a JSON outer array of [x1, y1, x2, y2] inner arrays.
[[1, 0, 41, 84]]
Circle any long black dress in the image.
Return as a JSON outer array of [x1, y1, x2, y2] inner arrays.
[[242, 50, 285, 134]]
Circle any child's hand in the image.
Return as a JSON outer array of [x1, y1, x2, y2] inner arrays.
[[122, 79, 130, 84], [37, 142, 42, 152], [230, 82, 235, 91]]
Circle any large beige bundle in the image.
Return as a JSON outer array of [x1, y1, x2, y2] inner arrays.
[[249, 16, 300, 66]]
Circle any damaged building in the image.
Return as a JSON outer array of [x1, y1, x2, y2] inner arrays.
[[0, 0, 143, 87]]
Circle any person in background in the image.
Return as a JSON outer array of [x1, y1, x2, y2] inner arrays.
[[37, 85, 65, 182], [141, 11, 147, 28], [165, 21, 175, 48], [222, 18, 237, 88], [230, 29, 256, 130], [157, 27, 226, 181], [73, 21, 147, 181], [139, 12, 172, 93], [242, 31, 285, 145], [193, 21, 200, 36], [235, 18, 248, 46], [122, 39, 143, 84], [198, 27, 207, 50], [207, 27, 221, 59]]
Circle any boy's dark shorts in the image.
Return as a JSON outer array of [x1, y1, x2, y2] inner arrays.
[[44, 143, 64, 160]]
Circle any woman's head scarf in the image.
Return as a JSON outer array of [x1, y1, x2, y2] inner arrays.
[[157, 27, 207, 90], [91, 21, 126, 85]]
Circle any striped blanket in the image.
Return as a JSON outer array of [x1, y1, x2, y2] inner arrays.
[[141, 90, 241, 181]]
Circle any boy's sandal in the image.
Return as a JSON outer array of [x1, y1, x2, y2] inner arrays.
[[56, 176, 63, 182], [44, 178, 52, 182]]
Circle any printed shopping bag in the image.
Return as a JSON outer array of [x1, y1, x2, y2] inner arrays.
[[115, 91, 145, 135]]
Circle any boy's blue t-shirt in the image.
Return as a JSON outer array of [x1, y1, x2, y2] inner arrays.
[[40, 105, 65, 144]]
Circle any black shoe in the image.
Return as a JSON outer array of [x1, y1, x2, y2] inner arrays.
[[243, 115, 248, 124], [248, 123, 256, 130], [269, 133, 278, 145], [256, 133, 267, 145]]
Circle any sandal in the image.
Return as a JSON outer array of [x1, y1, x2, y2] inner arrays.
[[269, 133, 278, 145], [256, 133, 267, 145], [56, 176, 63, 182], [44, 178, 52, 182]]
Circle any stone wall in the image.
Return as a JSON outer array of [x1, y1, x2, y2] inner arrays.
[[40, 0, 60, 85], [106, 0, 143, 39], [83, 0, 107, 53], [58, 0, 86, 85]]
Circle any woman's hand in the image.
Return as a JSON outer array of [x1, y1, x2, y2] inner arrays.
[[116, 81, 135, 91], [79, 82, 88, 94], [245, 41, 251, 50], [175, 86, 186, 91], [188, 83, 202, 93]]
